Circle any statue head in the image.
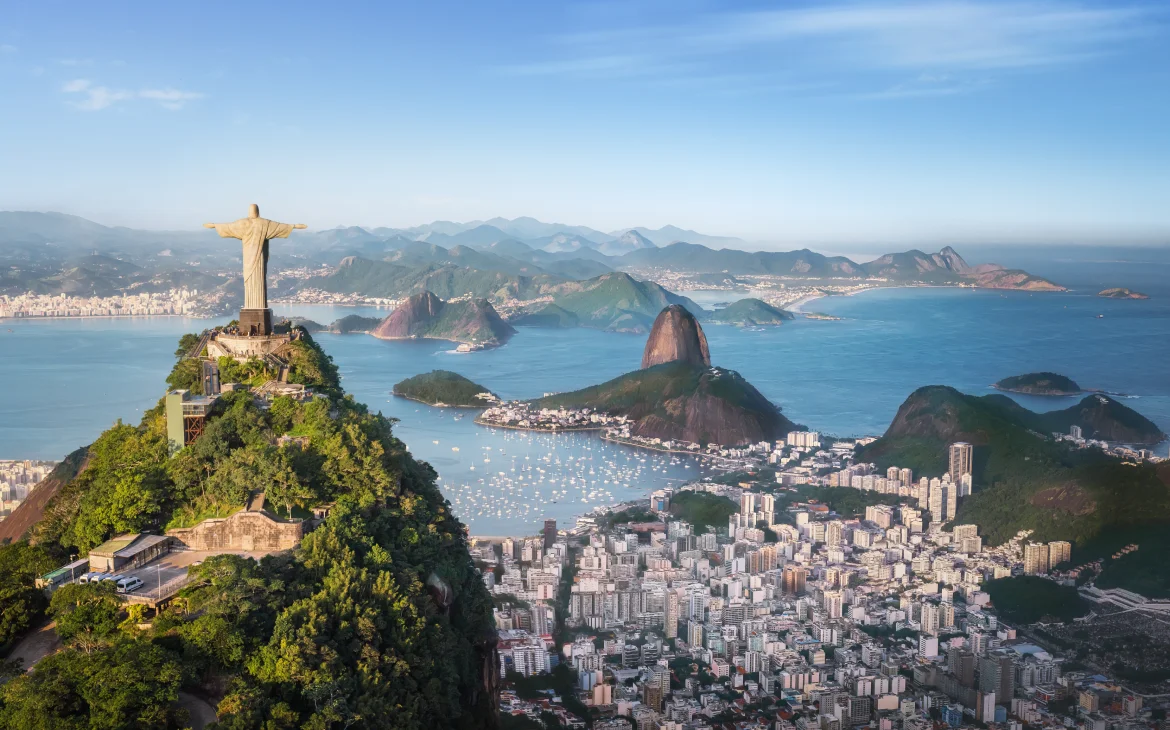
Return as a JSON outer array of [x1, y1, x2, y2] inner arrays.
[[248, 203, 260, 218]]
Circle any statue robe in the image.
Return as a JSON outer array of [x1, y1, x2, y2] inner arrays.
[[210, 217, 295, 310]]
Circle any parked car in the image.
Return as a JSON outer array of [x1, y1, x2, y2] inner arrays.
[[78, 572, 103, 584], [116, 576, 143, 593]]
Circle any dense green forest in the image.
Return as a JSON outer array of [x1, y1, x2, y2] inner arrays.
[[859, 386, 1170, 545], [982, 577, 1090, 624], [393, 370, 496, 408], [0, 330, 497, 729], [669, 491, 738, 531]]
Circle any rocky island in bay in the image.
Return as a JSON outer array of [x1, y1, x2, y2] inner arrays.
[[371, 290, 515, 349], [994, 372, 1083, 396], [707, 298, 794, 326], [1099, 287, 1149, 299]]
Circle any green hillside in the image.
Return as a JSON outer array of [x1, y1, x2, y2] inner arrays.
[[316, 256, 558, 301], [707, 298, 794, 326], [857, 386, 1170, 544], [0, 332, 497, 728], [316, 259, 700, 334], [328, 313, 382, 333], [510, 302, 580, 328], [394, 370, 497, 407], [547, 272, 704, 333], [534, 361, 795, 447]]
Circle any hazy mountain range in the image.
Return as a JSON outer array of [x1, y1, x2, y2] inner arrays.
[[0, 211, 1063, 305]]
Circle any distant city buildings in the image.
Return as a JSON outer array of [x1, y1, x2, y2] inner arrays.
[[476, 453, 1164, 730], [0, 289, 212, 318], [0, 460, 56, 521]]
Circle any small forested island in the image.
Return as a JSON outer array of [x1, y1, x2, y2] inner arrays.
[[707, 298, 794, 326], [393, 370, 497, 407], [1099, 287, 1149, 299], [328, 313, 383, 333], [994, 372, 1082, 396]]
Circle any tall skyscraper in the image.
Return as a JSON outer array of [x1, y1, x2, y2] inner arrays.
[[949, 442, 974, 480], [824, 590, 843, 619], [900, 468, 914, 488], [1024, 543, 1050, 575], [929, 482, 956, 524], [783, 565, 807, 595], [665, 590, 680, 639], [543, 519, 557, 550], [920, 602, 940, 635], [740, 492, 757, 516], [1048, 540, 1072, 567]]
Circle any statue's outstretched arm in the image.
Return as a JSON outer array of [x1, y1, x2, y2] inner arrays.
[[204, 222, 242, 239], [294, 224, 307, 229]]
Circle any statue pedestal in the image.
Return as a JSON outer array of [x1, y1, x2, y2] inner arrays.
[[207, 332, 291, 361], [239, 308, 273, 337]]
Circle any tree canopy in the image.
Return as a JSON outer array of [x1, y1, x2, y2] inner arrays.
[[0, 329, 498, 729]]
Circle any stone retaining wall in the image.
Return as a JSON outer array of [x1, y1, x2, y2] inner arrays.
[[167, 510, 303, 552]]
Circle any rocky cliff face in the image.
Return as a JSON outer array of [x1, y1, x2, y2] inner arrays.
[[628, 366, 794, 446], [372, 291, 515, 347], [373, 291, 444, 339], [641, 305, 711, 369], [535, 362, 796, 447]]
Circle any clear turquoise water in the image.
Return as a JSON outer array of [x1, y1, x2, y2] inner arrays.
[[2, 281, 1167, 535]]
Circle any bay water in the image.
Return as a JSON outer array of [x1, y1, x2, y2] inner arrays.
[[2, 250, 1167, 535]]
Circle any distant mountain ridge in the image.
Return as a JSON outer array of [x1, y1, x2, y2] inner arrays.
[[1, 211, 1063, 294]]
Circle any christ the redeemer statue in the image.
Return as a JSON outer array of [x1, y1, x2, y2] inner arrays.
[[205, 204, 306, 336]]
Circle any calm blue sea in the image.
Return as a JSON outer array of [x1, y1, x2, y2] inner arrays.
[[1, 248, 1167, 534]]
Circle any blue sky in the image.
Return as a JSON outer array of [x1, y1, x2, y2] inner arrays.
[[1, 1, 1168, 247]]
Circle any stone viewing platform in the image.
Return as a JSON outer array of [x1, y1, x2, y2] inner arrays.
[[206, 330, 292, 360]]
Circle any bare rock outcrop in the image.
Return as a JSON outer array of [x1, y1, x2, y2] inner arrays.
[[641, 305, 710, 370]]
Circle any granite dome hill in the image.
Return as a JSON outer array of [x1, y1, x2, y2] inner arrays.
[[534, 305, 796, 447], [858, 385, 1170, 545], [642, 304, 710, 369]]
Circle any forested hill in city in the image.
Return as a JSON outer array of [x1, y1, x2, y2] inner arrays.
[[857, 386, 1170, 545], [0, 329, 498, 728], [1, 211, 1062, 296]]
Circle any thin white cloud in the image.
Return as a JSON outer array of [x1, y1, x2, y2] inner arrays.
[[62, 79, 204, 111], [509, 0, 1156, 94], [0, 44, 17, 54], [138, 88, 205, 111]]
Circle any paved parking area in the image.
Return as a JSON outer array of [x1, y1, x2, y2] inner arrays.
[[92, 548, 282, 604]]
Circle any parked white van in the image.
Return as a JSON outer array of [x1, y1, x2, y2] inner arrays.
[[116, 576, 143, 593]]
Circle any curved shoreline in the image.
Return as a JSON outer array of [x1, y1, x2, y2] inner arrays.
[[788, 283, 1062, 314], [391, 392, 489, 409]]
